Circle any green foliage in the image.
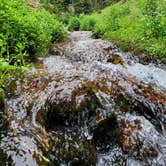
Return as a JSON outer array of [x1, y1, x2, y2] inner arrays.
[[143, 0, 164, 39], [68, 17, 80, 31], [74, 0, 93, 14], [0, 0, 67, 95], [95, 0, 121, 10], [80, 0, 166, 61], [51, 22, 67, 42], [41, 0, 118, 16], [41, 0, 70, 15], [58, 12, 72, 25], [79, 15, 97, 31], [0, 0, 66, 59]]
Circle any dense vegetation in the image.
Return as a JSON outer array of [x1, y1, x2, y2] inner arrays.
[[41, 0, 120, 25], [42, 0, 119, 15], [0, 0, 66, 99], [69, 0, 166, 62]]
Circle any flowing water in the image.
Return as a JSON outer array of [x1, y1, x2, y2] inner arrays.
[[0, 31, 166, 166]]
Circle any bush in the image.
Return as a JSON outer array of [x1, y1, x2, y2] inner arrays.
[[51, 22, 67, 42], [143, 0, 164, 39], [68, 17, 80, 31], [0, 0, 67, 95], [0, 0, 67, 60], [58, 12, 72, 25], [74, 0, 93, 14], [80, 15, 97, 31], [92, 21, 107, 38]]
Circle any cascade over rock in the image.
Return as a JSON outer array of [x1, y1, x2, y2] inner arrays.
[[0, 31, 166, 166]]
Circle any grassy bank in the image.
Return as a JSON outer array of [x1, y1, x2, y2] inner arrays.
[[69, 0, 166, 62]]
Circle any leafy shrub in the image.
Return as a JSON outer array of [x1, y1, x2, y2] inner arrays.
[[92, 22, 107, 38], [74, 0, 93, 14], [68, 17, 80, 31], [143, 0, 164, 39], [0, 0, 67, 60], [58, 12, 72, 25], [0, 0, 67, 95], [51, 22, 67, 42], [80, 15, 97, 31]]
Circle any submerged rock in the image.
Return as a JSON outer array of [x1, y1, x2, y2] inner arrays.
[[49, 130, 96, 166], [43, 80, 110, 128], [93, 113, 123, 152]]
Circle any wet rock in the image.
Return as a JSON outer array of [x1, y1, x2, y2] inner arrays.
[[107, 53, 123, 65], [122, 118, 142, 156], [142, 145, 158, 159], [49, 44, 65, 56], [113, 82, 166, 133], [122, 114, 166, 165], [0, 149, 13, 165], [62, 31, 118, 63], [44, 82, 103, 128], [93, 113, 123, 152], [49, 130, 96, 166], [97, 148, 127, 166], [2, 31, 166, 166], [161, 58, 166, 64], [32, 58, 45, 69], [0, 89, 9, 131], [132, 101, 163, 132], [138, 53, 151, 65]]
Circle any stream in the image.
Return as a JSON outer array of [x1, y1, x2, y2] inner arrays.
[[0, 31, 166, 166]]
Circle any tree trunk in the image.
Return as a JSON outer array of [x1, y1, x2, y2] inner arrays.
[[93, 0, 97, 9]]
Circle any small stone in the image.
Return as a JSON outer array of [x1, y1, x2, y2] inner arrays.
[[107, 54, 122, 65], [138, 53, 151, 65]]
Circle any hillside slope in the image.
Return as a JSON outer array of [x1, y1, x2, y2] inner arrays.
[[78, 0, 166, 62]]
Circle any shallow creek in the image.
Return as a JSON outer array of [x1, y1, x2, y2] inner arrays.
[[0, 31, 166, 166]]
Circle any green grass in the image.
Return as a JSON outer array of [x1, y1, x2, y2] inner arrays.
[[77, 0, 166, 62]]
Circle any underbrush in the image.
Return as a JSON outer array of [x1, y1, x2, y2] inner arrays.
[[72, 0, 166, 62], [0, 0, 67, 96], [68, 17, 81, 31]]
